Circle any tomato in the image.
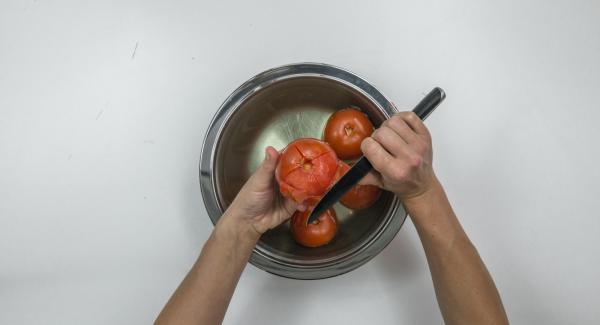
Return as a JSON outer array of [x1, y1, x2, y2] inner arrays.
[[290, 198, 338, 247], [275, 138, 339, 203], [335, 161, 381, 210], [323, 107, 374, 160]]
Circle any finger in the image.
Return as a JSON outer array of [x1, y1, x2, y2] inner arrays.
[[282, 198, 299, 217], [371, 126, 411, 158], [358, 170, 383, 187], [397, 111, 430, 138], [249, 146, 279, 188], [384, 115, 419, 144], [360, 137, 394, 174], [264, 146, 280, 166]]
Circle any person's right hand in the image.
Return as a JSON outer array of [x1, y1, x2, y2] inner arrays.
[[360, 112, 438, 201]]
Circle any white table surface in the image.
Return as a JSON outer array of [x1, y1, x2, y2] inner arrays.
[[2, 0, 599, 324]]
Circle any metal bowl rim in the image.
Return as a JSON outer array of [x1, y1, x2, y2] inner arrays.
[[199, 62, 408, 279]]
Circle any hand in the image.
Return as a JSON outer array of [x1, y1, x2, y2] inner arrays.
[[220, 146, 298, 240], [360, 112, 437, 201]]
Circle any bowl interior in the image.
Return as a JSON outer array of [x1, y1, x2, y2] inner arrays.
[[214, 76, 395, 264]]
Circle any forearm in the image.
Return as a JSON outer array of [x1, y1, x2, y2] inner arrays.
[[404, 177, 508, 325], [155, 212, 258, 325]]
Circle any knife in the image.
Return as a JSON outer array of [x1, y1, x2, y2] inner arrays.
[[307, 87, 446, 224]]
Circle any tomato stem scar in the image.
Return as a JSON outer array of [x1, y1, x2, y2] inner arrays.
[[344, 124, 354, 136]]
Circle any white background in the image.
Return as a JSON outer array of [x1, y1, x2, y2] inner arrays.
[[1, 0, 599, 324]]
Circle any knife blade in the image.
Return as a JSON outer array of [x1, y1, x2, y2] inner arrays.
[[307, 87, 446, 224]]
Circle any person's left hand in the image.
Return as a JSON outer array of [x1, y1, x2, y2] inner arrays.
[[221, 146, 299, 239]]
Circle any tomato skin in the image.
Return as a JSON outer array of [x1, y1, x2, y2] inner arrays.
[[290, 198, 338, 247], [275, 138, 339, 203], [335, 161, 381, 210], [324, 108, 374, 160]]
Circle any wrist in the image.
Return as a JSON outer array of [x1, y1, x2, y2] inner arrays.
[[399, 175, 443, 212], [400, 177, 464, 244], [215, 210, 261, 247], [400, 176, 451, 227]]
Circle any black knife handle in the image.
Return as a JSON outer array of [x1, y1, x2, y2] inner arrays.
[[413, 87, 445, 121]]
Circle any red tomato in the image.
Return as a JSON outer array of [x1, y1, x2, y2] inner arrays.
[[335, 161, 381, 210], [323, 107, 374, 160], [275, 138, 339, 203], [290, 198, 338, 247]]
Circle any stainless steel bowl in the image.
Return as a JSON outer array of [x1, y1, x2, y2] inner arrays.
[[200, 63, 407, 279]]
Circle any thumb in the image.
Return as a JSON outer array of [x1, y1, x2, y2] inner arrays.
[[282, 198, 299, 218], [249, 146, 279, 189]]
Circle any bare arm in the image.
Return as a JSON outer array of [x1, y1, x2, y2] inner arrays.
[[404, 179, 508, 324], [155, 147, 297, 325], [154, 215, 257, 325], [361, 112, 508, 325]]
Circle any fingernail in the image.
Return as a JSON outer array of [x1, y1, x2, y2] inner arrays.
[[265, 149, 270, 161]]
